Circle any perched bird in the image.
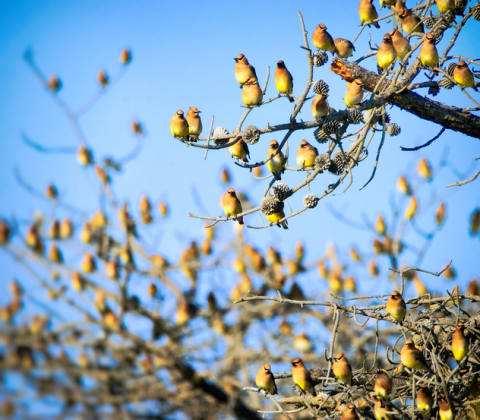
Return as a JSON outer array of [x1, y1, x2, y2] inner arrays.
[[255, 363, 277, 394], [241, 77, 263, 106], [266, 206, 288, 230], [332, 353, 352, 385], [312, 24, 336, 53], [436, 0, 455, 13], [221, 188, 243, 224], [275, 60, 294, 102], [311, 94, 330, 119], [390, 29, 411, 60], [374, 397, 393, 420], [334, 38, 355, 58], [359, 0, 380, 28], [266, 140, 286, 180], [452, 321, 468, 362], [400, 339, 427, 370], [453, 60, 477, 89], [399, 8, 424, 34], [392, 0, 406, 17], [417, 387, 433, 417], [438, 394, 454, 420], [229, 139, 250, 162], [386, 290, 406, 322], [419, 33, 439, 68], [234, 53, 257, 85], [170, 110, 189, 138], [377, 34, 397, 71], [293, 332, 313, 353], [341, 403, 359, 420], [296, 140, 318, 168], [374, 371, 392, 397], [344, 79, 364, 106], [291, 358, 316, 395], [186, 106, 202, 140]]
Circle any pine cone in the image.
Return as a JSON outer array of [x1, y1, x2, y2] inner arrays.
[[387, 123, 401, 136], [313, 51, 328, 67], [323, 120, 340, 135], [447, 62, 456, 76], [312, 80, 330, 96], [374, 111, 390, 125], [454, 0, 467, 15], [260, 196, 284, 215], [303, 194, 319, 209], [242, 126, 260, 145], [315, 154, 331, 172], [347, 108, 364, 124], [439, 76, 454, 89], [329, 151, 347, 175], [212, 127, 229, 145], [472, 3, 480, 21], [314, 127, 329, 143], [424, 16, 436, 29], [271, 183, 291, 201]]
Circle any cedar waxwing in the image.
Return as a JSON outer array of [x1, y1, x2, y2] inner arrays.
[[400, 339, 427, 370], [374, 397, 393, 420], [291, 358, 316, 395], [311, 94, 330, 119], [275, 60, 294, 102], [344, 79, 364, 106], [453, 60, 476, 89], [266, 203, 288, 230], [374, 371, 392, 397], [386, 291, 406, 322], [405, 196, 418, 219], [419, 33, 439, 68], [359, 0, 380, 28], [241, 77, 263, 106], [417, 387, 433, 417], [390, 29, 411, 60], [380, 0, 396, 6], [377, 34, 397, 70], [399, 8, 424, 34], [452, 321, 468, 362], [221, 188, 244, 224], [436, 0, 455, 13], [341, 403, 359, 420], [266, 140, 286, 180], [438, 394, 454, 420], [332, 353, 352, 385], [392, 0, 406, 17], [234, 53, 257, 85], [312, 24, 336, 53], [397, 175, 412, 195], [186, 107, 202, 139], [293, 332, 313, 353], [255, 363, 278, 394], [334, 38, 355, 58], [170, 110, 189, 138], [418, 157, 432, 179], [375, 214, 386, 235], [229, 139, 250, 162], [296, 140, 318, 168]]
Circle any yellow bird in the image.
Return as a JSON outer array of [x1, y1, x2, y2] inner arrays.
[[255, 363, 277, 394], [453, 60, 476, 89], [234, 53, 257, 85], [186, 106, 202, 139], [374, 397, 393, 420], [374, 371, 392, 397], [291, 358, 316, 395], [312, 94, 330, 119], [400, 339, 427, 370], [438, 394, 454, 420], [275, 60, 294, 102], [341, 403, 359, 420], [386, 290, 406, 322], [221, 188, 243, 224], [359, 0, 380, 28], [390, 29, 411, 60], [334, 38, 355, 58], [417, 387, 433, 417], [344, 79, 364, 107], [170, 110, 189, 138], [452, 321, 468, 362], [399, 8, 424, 34], [436, 0, 454, 13], [332, 353, 352, 385], [419, 33, 439, 68], [312, 24, 336, 53], [241, 77, 263, 106], [266, 140, 286, 180], [377, 33, 397, 71], [296, 140, 318, 168], [229, 139, 250, 162], [266, 208, 288, 230]]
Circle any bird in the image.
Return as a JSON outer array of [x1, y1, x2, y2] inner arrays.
[[374, 371, 392, 397], [341, 403, 359, 420], [266, 140, 286, 180], [266, 206, 288, 230], [392, 0, 406, 17], [255, 363, 277, 394], [400, 339, 427, 370], [386, 290, 406, 322], [312, 24, 336, 53], [334, 38, 355, 58], [291, 358, 316, 395], [241, 77, 263, 106], [234, 53, 257, 85], [359, 0, 380, 28], [344, 79, 364, 106], [229, 139, 250, 162], [170, 110, 189, 138], [438, 394, 454, 420], [377, 33, 397, 71], [436, 0, 454, 13], [311, 94, 330, 119], [296, 140, 318, 168], [399, 8, 424, 34], [221, 188, 243, 224], [417, 387, 433, 417], [374, 397, 393, 420], [452, 321, 468, 362], [390, 29, 411, 60], [275, 60, 294, 102], [419, 33, 439, 68], [186, 106, 202, 140], [453, 60, 477, 89], [380, 0, 396, 6], [332, 353, 352, 385]]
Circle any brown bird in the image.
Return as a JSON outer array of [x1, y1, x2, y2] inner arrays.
[[291, 358, 316, 395], [377, 33, 397, 71], [392, 0, 406, 17], [275, 60, 294, 102], [229, 139, 250, 162], [334, 38, 355, 58], [186, 106, 202, 140], [241, 77, 263, 107], [332, 353, 352, 385], [438, 394, 454, 420], [400, 339, 427, 370], [341, 403, 359, 420], [374, 371, 392, 397], [390, 29, 411, 60], [344, 79, 364, 106], [417, 387, 433, 417], [386, 290, 406, 322], [266, 140, 286, 180], [221, 188, 243, 224], [234, 53, 257, 85], [170, 110, 189, 138], [419, 33, 439, 68], [255, 363, 277, 394], [452, 321, 468, 362], [296, 140, 318, 168], [311, 94, 330, 119], [312, 24, 336, 53], [399, 8, 424, 34], [359, 0, 380, 28], [453, 60, 477, 89]]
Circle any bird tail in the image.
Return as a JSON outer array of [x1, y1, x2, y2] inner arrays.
[[288, 95, 294, 103], [237, 216, 244, 225], [373, 21, 380, 28], [281, 220, 288, 230]]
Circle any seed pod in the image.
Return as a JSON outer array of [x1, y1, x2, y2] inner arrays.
[[120, 48, 132, 64]]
